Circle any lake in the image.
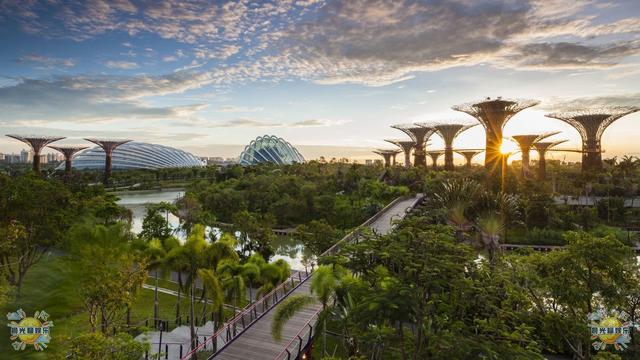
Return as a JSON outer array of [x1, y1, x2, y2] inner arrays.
[[115, 189, 309, 270]]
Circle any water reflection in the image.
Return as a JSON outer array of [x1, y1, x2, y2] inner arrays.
[[115, 189, 308, 270]]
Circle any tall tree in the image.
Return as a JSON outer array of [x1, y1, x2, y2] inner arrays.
[[67, 223, 147, 333], [0, 174, 75, 296]]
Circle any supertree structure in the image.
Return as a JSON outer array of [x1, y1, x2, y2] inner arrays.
[[455, 149, 484, 168], [5, 135, 65, 173], [385, 139, 415, 168], [452, 97, 539, 172], [426, 150, 445, 171], [48, 145, 88, 181], [511, 132, 559, 178], [84, 138, 132, 185], [391, 124, 436, 167], [373, 149, 401, 167], [532, 140, 567, 180], [546, 107, 639, 171], [432, 123, 478, 171]]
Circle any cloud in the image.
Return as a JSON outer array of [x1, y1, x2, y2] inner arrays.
[[289, 119, 348, 127], [0, 76, 209, 123], [18, 53, 75, 68], [105, 60, 139, 69], [212, 118, 281, 128], [217, 105, 263, 113], [502, 41, 640, 70], [200, 118, 347, 128], [543, 93, 640, 112], [1, 0, 640, 89]]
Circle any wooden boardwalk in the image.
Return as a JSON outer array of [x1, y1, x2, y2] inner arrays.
[[211, 195, 423, 360]]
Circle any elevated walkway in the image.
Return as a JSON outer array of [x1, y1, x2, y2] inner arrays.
[[170, 194, 423, 360]]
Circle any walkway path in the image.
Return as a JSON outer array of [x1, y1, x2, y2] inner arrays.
[[209, 194, 423, 360]]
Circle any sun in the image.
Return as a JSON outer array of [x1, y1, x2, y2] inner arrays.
[[499, 140, 518, 155]]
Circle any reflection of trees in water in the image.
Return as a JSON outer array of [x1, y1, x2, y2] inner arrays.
[[271, 235, 310, 260]]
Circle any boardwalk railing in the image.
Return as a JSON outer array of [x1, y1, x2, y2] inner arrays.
[[181, 195, 422, 360], [273, 309, 321, 360], [180, 269, 311, 359]]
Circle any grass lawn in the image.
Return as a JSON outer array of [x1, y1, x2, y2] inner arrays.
[[1, 254, 229, 359]]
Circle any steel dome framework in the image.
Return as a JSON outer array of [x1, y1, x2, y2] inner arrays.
[[239, 135, 305, 166], [69, 141, 204, 172]]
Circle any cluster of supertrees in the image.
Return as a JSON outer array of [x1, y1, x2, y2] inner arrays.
[[4, 135, 131, 184], [375, 97, 639, 180]]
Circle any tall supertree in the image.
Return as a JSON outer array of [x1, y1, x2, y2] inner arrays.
[[452, 97, 539, 172], [532, 140, 567, 180], [432, 123, 478, 171], [511, 132, 559, 178], [546, 107, 639, 171], [373, 149, 401, 167], [391, 124, 436, 167], [84, 138, 132, 185], [426, 150, 445, 171], [385, 139, 415, 168], [455, 149, 484, 168], [5, 135, 65, 173], [48, 145, 88, 182]]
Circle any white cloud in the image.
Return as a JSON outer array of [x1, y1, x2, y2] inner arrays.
[[18, 53, 75, 68], [105, 60, 139, 69], [217, 105, 263, 113]]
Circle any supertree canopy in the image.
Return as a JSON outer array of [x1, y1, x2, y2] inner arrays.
[[84, 138, 132, 185], [5, 134, 65, 173], [511, 132, 559, 178], [385, 139, 415, 168], [546, 107, 639, 171], [452, 97, 539, 172], [426, 150, 445, 170], [433, 123, 478, 171], [373, 149, 401, 167], [455, 149, 484, 168], [391, 124, 436, 167], [532, 140, 567, 180], [48, 145, 88, 180]]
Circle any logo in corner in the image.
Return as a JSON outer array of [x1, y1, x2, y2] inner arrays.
[[6, 309, 53, 351], [588, 308, 638, 351]]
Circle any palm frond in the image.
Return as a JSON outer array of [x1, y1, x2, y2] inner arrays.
[[271, 294, 316, 341]]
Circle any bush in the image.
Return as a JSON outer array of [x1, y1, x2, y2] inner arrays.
[[64, 332, 148, 360]]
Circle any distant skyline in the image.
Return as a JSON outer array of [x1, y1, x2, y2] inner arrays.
[[1, 0, 639, 163]]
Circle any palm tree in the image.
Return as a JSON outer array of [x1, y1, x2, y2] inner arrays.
[[271, 265, 346, 357], [476, 213, 504, 263], [242, 262, 260, 304], [175, 224, 208, 359], [218, 261, 246, 315], [201, 232, 238, 324], [145, 238, 167, 327], [164, 242, 190, 324]]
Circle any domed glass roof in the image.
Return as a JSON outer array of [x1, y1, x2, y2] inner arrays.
[[64, 141, 204, 170], [239, 135, 305, 165]]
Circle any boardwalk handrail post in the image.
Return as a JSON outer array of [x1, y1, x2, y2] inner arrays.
[[297, 334, 303, 355]]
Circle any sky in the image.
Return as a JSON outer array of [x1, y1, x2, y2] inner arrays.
[[0, 0, 639, 163]]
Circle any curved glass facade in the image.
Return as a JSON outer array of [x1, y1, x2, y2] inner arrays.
[[239, 135, 305, 165], [64, 141, 204, 170]]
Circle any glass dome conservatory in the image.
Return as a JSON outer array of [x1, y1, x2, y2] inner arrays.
[[239, 135, 305, 165], [63, 141, 204, 170]]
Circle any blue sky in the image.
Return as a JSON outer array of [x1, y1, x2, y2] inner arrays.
[[0, 0, 639, 162]]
